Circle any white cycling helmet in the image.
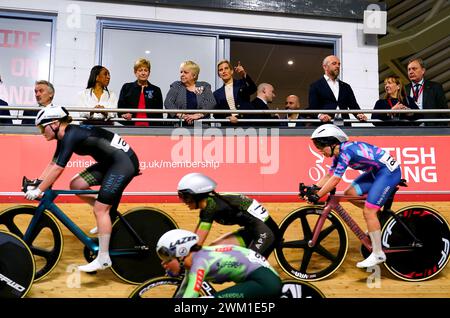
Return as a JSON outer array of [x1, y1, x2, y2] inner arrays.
[[311, 124, 348, 148], [177, 173, 217, 203], [35, 106, 69, 126], [156, 229, 199, 262]]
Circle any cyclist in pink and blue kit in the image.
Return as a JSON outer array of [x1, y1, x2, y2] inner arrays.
[[303, 124, 401, 268]]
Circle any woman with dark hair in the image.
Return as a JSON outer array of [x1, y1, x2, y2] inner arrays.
[[77, 65, 118, 125], [372, 76, 421, 126]]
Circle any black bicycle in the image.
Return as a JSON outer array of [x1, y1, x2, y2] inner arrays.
[[129, 275, 325, 298], [0, 230, 35, 298], [274, 180, 450, 281], [0, 177, 178, 284]]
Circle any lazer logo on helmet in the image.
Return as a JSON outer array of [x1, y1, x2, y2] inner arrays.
[[170, 236, 197, 248]]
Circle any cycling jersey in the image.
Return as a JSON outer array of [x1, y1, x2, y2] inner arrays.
[[330, 141, 401, 208], [52, 124, 139, 205], [198, 194, 279, 257], [176, 245, 282, 298]]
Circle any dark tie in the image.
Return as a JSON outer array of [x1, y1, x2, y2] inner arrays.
[[413, 83, 421, 102]]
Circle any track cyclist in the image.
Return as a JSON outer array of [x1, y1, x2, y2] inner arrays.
[[303, 124, 401, 268], [177, 172, 279, 258], [24, 106, 140, 272], [156, 229, 282, 298]]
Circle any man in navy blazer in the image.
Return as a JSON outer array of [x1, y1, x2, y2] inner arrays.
[[213, 60, 256, 125], [406, 58, 448, 126], [308, 55, 367, 126]]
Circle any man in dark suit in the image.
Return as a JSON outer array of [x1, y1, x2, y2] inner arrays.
[[308, 55, 367, 126], [406, 58, 448, 126], [250, 83, 277, 126], [213, 60, 257, 126]]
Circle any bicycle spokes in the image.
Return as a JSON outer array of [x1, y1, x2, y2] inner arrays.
[[275, 207, 348, 281], [0, 206, 63, 282]]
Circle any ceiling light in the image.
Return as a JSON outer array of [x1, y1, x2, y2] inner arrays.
[[287, 60, 294, 65], [145, 50, 151, 54]]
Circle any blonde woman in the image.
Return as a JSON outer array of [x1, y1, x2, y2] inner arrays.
[[372, 76, 421, 126], [118, 58, 163, 126], [164, 60, 216, 125]]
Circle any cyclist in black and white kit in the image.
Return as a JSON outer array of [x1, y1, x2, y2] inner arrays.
[[24, 106, 140, 272], [177, 173, 279, 258]]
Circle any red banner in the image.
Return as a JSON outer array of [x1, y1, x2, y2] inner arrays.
[[1, 132, 449, 202]]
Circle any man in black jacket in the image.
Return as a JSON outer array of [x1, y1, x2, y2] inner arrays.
[[406, 58, 448, 126], [251, 83, 277, 127], [308, 55, 367, 126]]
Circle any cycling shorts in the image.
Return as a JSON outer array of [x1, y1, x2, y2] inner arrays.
[[215, 267, 282, 298], [351, 166, 401, 209], [79, 151, 139, 205], [234, 217, 279, 258]]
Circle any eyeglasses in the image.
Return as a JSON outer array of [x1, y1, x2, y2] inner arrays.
[[157, 246, 174, 263]]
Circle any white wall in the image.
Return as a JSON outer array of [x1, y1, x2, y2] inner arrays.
[[0, 0, 379, 110]]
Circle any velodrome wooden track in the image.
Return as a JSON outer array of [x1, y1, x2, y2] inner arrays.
[[1, 201, 449, 298]]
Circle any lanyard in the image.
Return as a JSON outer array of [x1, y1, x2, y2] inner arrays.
[[412, 84, 424, 101], [387, 98, 395, 109]]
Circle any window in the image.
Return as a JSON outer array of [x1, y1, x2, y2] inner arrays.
[[0, 12, 55, 121], [97, 19, 339, 110], [229, 39, 333, 108]]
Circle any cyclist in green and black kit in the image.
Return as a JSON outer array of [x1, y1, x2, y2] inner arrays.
[[177, 173, 279, 258], [156, 229, 282, 298]]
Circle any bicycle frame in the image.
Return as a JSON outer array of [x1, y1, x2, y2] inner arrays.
[[308, 194, 420, 254], [24, 189, 147, 256], [308, 195, 372, 251]]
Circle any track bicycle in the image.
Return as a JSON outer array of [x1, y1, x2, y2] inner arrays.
[[0, 177, 178, 284], [129, 275, 325, 298], [0, 230, 35, 298], [274, 180, 450, 281]]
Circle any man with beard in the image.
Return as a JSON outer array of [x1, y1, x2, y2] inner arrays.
[[308, 55, 367, 126]]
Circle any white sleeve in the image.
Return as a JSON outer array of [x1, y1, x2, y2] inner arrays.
[[77, 90, 90, 119]]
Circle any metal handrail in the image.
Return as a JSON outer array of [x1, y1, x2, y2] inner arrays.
[[1, 105, 449, 124]]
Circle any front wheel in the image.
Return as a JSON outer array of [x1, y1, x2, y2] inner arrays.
[[0, 230, 35, 298], [274, 206, 348, 281], [0, 205, 63, 282], [129, 276, 184, 298], [110, 207, 178, 284], [382, 205, 450, 281], [129, 276, 326, 298]]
